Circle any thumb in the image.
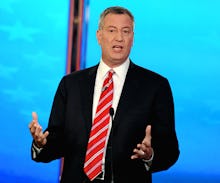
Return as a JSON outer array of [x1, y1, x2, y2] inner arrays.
[[145, 125, 151, 138], [142, 125, 152, 147], [32, 112, 38, 123]]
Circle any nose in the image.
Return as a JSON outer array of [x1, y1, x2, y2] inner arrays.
[[115, 31, 123, 42]]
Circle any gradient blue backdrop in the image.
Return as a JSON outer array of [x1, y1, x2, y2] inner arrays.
[[0, 0, 219, 182], [0, 0, 69, 182]]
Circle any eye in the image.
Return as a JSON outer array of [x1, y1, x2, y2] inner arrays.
[[123, 29, 130, 34], [108, 29, 116, 33]]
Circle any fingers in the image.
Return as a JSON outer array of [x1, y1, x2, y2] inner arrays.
[[131, 143, 146, 159], [131, 125, 152, 160], [28, 112, 49, 148], [31, 123, 49, 147], [34, 130, 49, 147], [131, 143, 152, 160]]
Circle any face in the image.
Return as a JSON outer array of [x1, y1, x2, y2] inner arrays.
[[96, 13, 134, 68]]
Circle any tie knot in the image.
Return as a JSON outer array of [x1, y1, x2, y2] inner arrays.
[[108, 69, 114, 78]]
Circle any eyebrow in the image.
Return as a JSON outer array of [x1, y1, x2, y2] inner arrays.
[[106, 25, 132, 29]]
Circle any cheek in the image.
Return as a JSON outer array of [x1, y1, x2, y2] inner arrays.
[[101, 39, 111, 49], [130, 37, 134, 45], [128, 39, 134, 48]]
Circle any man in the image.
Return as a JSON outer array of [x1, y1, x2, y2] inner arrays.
[[29, 6, 179, 183]]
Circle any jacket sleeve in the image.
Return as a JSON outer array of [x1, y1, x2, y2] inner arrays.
[[31, 77, 66, 163], [150, 78, 180, 172]]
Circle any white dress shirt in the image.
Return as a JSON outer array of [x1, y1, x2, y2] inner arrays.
[[92, 58, 130, 123], [92, 58, 130, 179]]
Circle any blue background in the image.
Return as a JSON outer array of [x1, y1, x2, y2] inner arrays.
[[0, 0, 69, 182], [0, 0, 220, 182]]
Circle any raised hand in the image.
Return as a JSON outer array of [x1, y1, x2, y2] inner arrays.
[[131, 125, 153, 160], [28, 112, 49, 148]]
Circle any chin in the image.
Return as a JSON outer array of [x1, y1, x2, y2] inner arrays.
[[111, 58, 127, 65]]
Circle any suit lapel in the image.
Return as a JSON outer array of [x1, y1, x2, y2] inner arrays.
[[113, 62, 140, 127], [79, 65, 98, 135]]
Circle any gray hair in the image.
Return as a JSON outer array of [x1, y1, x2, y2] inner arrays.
[[98, 6, 134, 30]]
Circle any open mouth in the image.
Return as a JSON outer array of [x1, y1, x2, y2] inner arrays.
[[112, 45, 123, 51]]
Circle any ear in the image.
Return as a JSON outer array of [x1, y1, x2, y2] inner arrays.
[[96, 30, 102, 45]]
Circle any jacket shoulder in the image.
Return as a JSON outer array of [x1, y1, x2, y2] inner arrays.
[[130, 63, 168, 83], [64, 65, 98, 80]]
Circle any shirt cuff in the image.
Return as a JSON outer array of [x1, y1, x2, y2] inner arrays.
[[32, 142, 43, 159], [142, 148, 154, 171]]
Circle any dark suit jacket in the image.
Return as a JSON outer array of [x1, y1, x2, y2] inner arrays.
[[32, 62, 180, 183]]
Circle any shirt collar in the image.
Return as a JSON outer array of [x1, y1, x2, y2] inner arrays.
[[98, 58, 130, 80]]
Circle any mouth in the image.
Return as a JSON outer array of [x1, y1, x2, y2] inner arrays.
[[112, 45, 123, 52]]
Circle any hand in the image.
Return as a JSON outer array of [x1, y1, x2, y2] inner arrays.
[[28, 112, 49, 148], [131, 125, 153, 160]]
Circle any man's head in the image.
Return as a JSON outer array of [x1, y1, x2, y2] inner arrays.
[[96, 6, 134, 68]]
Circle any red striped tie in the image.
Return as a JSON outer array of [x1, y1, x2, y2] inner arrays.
[[84, 70, 114, 181]]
